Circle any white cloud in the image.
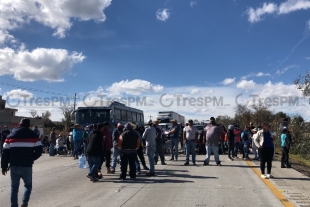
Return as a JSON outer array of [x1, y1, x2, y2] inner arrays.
[[221, 78, 235, 85], [156, 9, 170, 21], [306, 57, 310, 59], [276, 65, 298, 75], [0, 30, 16, 45], [190, 88, 200, 94], [256, 72, 271, 77], [236, 80, 256, 89], [0, 47, 85, 82], [246, 0, 310, 23], [0, 0, 112, 38], [4, 89, 34, 99], [190, 1, 197, 7], [107, 79, 164, 95], [246, 3, 278, 23]]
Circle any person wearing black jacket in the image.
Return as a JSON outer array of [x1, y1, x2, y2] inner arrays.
[[86, 123, 104, 182], [1, 125, 10, 154], [1, 118, 43, 207], [227, 125, 235, 161]]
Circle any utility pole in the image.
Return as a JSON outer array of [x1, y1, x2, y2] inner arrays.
[[148, 115, 153, 120], [71, 93, 80, 110]]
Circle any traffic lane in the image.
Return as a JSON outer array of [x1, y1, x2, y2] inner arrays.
[[0, 155, 283, 207]]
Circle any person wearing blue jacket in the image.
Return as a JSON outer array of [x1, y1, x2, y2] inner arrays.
[[1, 118, 43, 207], [241, 126, 251, 160], [72, 124, 83, 160]]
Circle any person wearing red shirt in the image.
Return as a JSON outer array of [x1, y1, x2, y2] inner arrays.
[[233, 125, 241, 158], [98, 122, 113, 175]]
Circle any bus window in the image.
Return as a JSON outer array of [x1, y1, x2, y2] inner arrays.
[[132, 112, 136, 121], [115, 109, 121, 119], [127, 111, 132, 121], [121, 110, 126, 120]]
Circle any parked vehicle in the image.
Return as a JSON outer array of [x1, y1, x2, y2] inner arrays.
[[156, 111, 185, 126]]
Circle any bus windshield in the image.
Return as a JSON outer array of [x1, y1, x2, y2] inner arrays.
[[75, 109, 110, 126]]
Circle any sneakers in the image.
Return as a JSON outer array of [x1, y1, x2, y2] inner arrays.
[[266, 174, 273, 179], [145, 172, 155, 176], [193, 162, 196, 166], [228, 158, 233, 161], [87, 174, 99, 182], [21, 203, 28, 207], [203, 162, 209, 166], [95, 173, 103, 179], [143, 166, 150, 171], [169, 158, 174, 161], [161, 162, 167, 165], [261, 175, 267, 179], [184, 162, 189, 166]]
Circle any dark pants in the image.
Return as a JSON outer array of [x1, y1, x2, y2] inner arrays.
[[99, 150, 111, 170], [227, 142, 234, 159], [137, 145, 147, 167], [259, 147, 274, 174], [154, 140, 165, 163], [120, 152, 136, 179], [70, 141, 74, 154], [281, 146, 289, 167]]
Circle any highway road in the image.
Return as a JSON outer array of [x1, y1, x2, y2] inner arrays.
[[0, 153, 309, 207]]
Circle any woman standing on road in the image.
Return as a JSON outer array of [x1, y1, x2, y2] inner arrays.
[[254, 123, 275, 179]]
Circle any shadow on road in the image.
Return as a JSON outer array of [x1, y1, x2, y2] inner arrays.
[[272, 177, 310, 181]]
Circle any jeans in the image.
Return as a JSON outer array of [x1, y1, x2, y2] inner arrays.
[[281, 146, 289, 166], [227, 142, 234, 159], [0, 141, 4, 154], [98, 150, 111, 170], [146, 146, 156, 173], [56, 146, 67, 154], [73, 140, 82, 158], [137, 145, 147, 167], [87, 156, 100, 176], [252, 147, 258, 159], [243, 145, 249, 158], [259, 147, 274, 174], [205, 145, 220, 165], [170, 138, 179, 159], [111, 147, 120, 170], [49, 143, 55, 156], [233, 142, 239, 157], [83, 142, 88, 156], [120, 152, 136, 179], [154, 140, 165, 163], [185, 140, 196, 163], [10, 166, 32, 207]]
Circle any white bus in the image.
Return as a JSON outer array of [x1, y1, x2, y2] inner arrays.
[[71, 101, 144, 127]]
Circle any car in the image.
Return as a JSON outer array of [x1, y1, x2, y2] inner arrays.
[[159, 123, 172, 140]]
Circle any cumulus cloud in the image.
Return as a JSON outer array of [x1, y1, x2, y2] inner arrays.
[[221, 78, 236, 85], [107, 79, 164, 95], [190, 88, 200, 94], [0, 30, 16, 45], [0, 0, 112, 38], [276, 65, 298, 75], [236, 80, 256, 89], [190, 1, 197, 7], [246, 0, 310, 23], [156, 9, 170, 21], [0, 47, 85, 82], [4, 89, 34, 99]]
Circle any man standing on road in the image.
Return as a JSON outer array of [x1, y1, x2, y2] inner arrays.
[[33, 126, 40, 137], [111, 123, 123, 174], [168, 120, 180, 161], [73, 124, 83, 160], [49, 127, 57, 157], [153, 120, 166, 165], [183, 120, 198, 166], [118, 123, 140, 180], [142, 120, 157, 176], [1, 125, 10, 154], [1, 118, 43, 207], [203, 117, 222, 166]]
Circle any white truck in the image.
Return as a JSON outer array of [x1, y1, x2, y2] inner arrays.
[[156, 111, 185, 126]]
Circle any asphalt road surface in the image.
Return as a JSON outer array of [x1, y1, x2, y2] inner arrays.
[[0, 153, 309, 207]]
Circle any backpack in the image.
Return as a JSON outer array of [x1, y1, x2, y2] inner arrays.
[[155, 127, 162, 141], [242, 132, 248, 141]]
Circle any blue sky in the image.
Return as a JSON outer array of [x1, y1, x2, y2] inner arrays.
[[0, 0, 309, 122]]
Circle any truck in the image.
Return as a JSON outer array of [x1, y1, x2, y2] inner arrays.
[[156, 111, 185, 126]]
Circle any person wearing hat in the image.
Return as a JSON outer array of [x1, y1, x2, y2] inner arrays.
[[167, 119, 180, 161], [142, 120, 157, 176], [72, 124, 83, 160], [153, 120, 166, 165], [1, 118, 43, 207], [251, 128, 259, 160], [111, 123, 124, 174], [183, 119, 198, 165], [1, 125, 10, 154]]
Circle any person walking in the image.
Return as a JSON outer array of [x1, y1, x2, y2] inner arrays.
[[279, 118, 292, 168], [1, 118, 43, 207], [49, 127, 56, 156], [167, 120, 180, 161], [281, 128, 290, 168], [241, 126, 251, 160], [142, 120, 157, 176], [118, 123, 140, 180], [202, 117, 222, 166], [233, 125, 241, 158], [99, 122, 113, 174], [254, 123, 275, 179], [251, 128, 259, 160], [86, 123, 104, 182], [227, 125, 235, 161], [183, 120, 198, 165], [132, 122, 149, 173], [111, 123, 123, 174], [153, 120, 166, 165]]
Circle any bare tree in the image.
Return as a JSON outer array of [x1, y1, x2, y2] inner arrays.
[[60, 105, 74, 131], [234, 104, 251, 127], [42, 111, 52, 123], [30, 109, 37, 118]]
